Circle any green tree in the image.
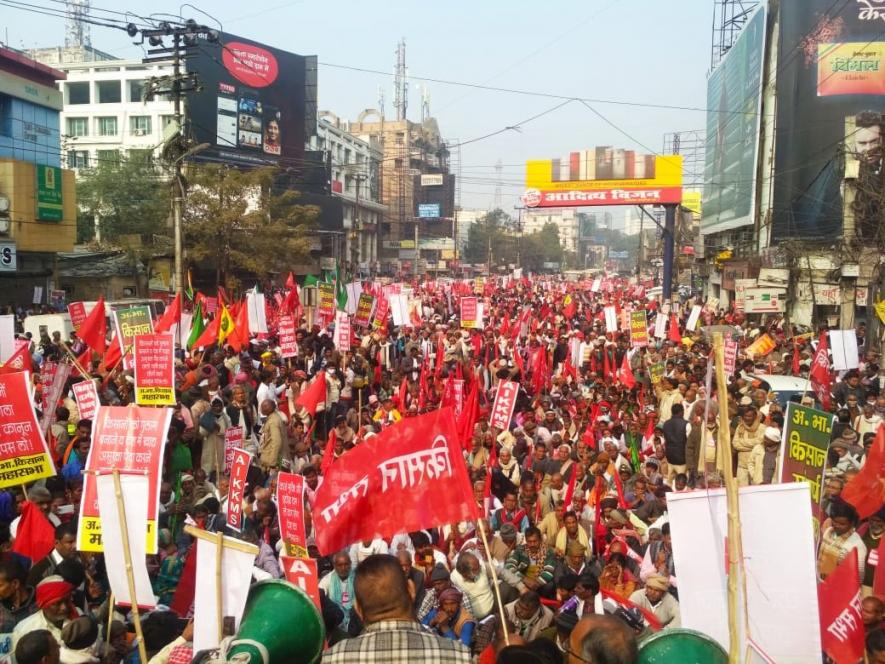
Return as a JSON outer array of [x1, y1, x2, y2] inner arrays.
[[464, 208, 513, 266], [75, 154, 170, 243], [521, 222, 563, 272], [183, 165, 319, 288]]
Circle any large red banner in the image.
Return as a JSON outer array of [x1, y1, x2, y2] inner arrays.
[[278, 315, 298, 358], [78, 406, 171, 553], [72, 379, 100, 421], [134, 334, 175, 406], [0, 371, 56, 488], [489, 380, 518, 431], [226, 448, 251, 532], [276, 472, 308, 557], [313, 408, 476, 555], [818, 550, 865, 664]]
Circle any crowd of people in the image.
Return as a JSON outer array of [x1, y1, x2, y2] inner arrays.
[[0, 273, 883, 664]]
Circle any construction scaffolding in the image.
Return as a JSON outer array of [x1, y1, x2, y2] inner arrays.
[[710, 0, 760, 69], [663, 130, 705, 188]]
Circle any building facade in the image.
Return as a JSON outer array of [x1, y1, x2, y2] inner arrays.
[[309, 113, 385, 275], [521, 208, 579, 254], [0, 47, 77, 304]]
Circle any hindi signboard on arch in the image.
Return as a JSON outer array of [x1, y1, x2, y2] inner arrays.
[[312, 407, 477, 555]]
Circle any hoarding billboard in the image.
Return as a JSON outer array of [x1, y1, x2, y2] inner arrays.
[[772, 1, 885, 242], [523, 149, 682, 207], [418, 203, 441, 218], [701, 5, 765, 235], [188, 32, 317, 167]]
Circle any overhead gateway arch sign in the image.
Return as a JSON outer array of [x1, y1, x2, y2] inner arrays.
[[523, 147, 682, 207]]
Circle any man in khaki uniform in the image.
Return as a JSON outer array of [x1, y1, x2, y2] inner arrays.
[[258, 399, 287, 473], [731, 404, 765, 486]]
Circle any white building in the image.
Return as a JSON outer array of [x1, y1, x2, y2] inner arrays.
[[521, 208, 579, 254], [309, 112, 386, 273], [454, 207, 487, 255], [27, 55, 177, 170]]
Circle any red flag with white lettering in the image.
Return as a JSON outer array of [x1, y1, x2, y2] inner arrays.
[[489, 380, 518, 431], [226, 449, 251, 532], [810, 331, 833, 411], [313, 408, 477, 555], [818, 549, 865, 664]]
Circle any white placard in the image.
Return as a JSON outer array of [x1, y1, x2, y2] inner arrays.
[[590, 278, 601, 293], [604, 306, 618, 333], [653, 313, 667, 339], [345, 282, 361, 316], [668, 483, 821, 663], [829, 329, 859, 371], [32, 286, 43, 305], [0, 314, 14, 363], [686, 305, 702, 332], [246, 290, 268, 334], [96, 474, 157, 609]]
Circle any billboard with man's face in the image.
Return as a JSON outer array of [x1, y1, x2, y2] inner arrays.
[[187, 33, 317, 167], [772, 1, 885, 242]]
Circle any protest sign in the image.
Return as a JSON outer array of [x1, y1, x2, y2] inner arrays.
[[745, 332, 776, 358], [353, 293, 375, 327], [591, 277, 601, 293], [39, 362, 57, 414], [723, 338, 738, 375], [224, 426, 244, 475], [668, 484, 821, 662], [0, 315, 12, 365], [277, 472, 308, 557], [313, 408, 477, 555], [317, 282, 335, 316], [281, 556, 321, 611], [371, 296, 389, 330], [278, 314, 298, 358], [226, 448, 251, 532], [604, 306, 618, 333], [629, 310, 649, 348], [112, 306, 153, 370], [489, 380, 518, 430], [333, 311, 351, 351], [0, 371, 56, 488], [134, 333, 175, 406], [72, 379, 100, 421], [474, 277, 485, 295], [67, 302, 88, 330], [246, 290, 268, 334], [653, 313, 667, 339], [78, 406, 171, 553], [779, 402, 834, 526], [460, 297, 478, 328], [648, 362, 665, 386], [453, 379, 465, 418], [686, 304, 702, 331], [40, 362, 71, 435]]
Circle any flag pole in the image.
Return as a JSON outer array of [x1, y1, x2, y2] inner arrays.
[[111, 469, 148, 664], [105, 592, 114, 644], [215, 530, 224, 642], [475, 518, 510, 646], [713, 332, 744, 663]]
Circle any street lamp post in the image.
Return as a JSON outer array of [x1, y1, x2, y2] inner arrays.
[[171, 142, 210, 295]]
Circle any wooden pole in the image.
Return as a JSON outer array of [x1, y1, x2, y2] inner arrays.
[[215, 530, 224, 642], [105, 592, 115, 645], [713, 332, 744, 663], [475, 518, 510, 646], [61, 344, 90, 377], [111, 470, 148, 664]]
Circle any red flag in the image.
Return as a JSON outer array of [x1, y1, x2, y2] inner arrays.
[[102, 334, 122, 370], [499, 312, 510, 337], [153, 292, 181, 334], [873, 532, 885, 598], [842, 424, 885, 518], [810, 332, 833, 411], [0, 343, 31, 375], [818, 549, 865, 664], [313, 408, 477, 555], [78, 296, 107, 354], [285, 271, 296, 290], [791, 341, 801, 376], [11, 501, 55, 562], [668, 314, 682, 344], [458, 380, 480, 451], [562, 465, 578, 508], [190, 315, 220, 350], [617, 353, 636, 390], [227, 299, 251, 353], [397, 376, 409, 411], [321, 428, 337, 476], [169, 544, 198, 617], [295, 371, 327, 417]]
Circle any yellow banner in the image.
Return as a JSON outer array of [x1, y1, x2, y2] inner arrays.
[[0, 453, 54, 488], [78, 516, 157, 553], [526, 153, 683, 191], [135, 386, 176, 405]]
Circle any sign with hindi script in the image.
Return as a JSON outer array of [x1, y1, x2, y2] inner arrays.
[[0, 371, 56, 488], [779, 402, 835, 527]]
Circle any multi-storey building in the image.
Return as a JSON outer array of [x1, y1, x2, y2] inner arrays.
[[0, 47, 77, 302]]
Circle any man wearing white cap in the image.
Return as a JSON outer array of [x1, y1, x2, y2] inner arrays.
[[628, 574, 681, 629], [748, 426, 783, 485]]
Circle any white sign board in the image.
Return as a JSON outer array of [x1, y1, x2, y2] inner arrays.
[[420, 173, 444, 186], [668, 484, 821, 663], [0, 242, 15, 272], [742, 288, 784, 314]]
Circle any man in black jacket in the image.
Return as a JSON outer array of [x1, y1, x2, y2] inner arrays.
[[661, 403, 689, 487], [25, 523, 77, 588]]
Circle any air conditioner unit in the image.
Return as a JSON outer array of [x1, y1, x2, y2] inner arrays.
[[133, 128, 147, 136]]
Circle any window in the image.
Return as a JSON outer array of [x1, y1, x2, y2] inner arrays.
[[96, 149, 119, 166], [67, 82, 89, 104], [0, 94, 10, 137], [96, 117, 117, 136], [128, 80, 145, 102], [129, 116, 151, 136], [67, 150, 88, 169], [96, 80, 121, 104], [160, 115, 175, 131], [128, 149, 152, 164], [66, 117, 88, 137]]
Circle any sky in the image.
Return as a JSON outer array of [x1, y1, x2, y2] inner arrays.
[[2, 0, 714, 216]]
